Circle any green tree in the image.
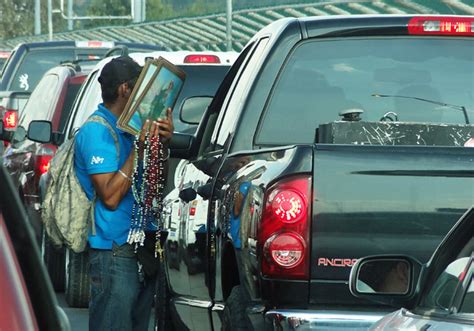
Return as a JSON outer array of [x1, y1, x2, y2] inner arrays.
[[0, 0, 66, 41], [147, 0, 173, 21], [82, 0, 173, 28]]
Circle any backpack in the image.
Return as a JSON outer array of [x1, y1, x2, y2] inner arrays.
[[42, 115, 119, 253]]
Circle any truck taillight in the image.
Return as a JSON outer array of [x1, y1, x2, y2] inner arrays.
[[408, 16, 474, 36], [35, 145, 56, 178], [272, 190, 306, 224], [3, 110, 17, 129], [184, 54, 220, 63], [259, 176, 311, 279], [265, 232, 305, 268]]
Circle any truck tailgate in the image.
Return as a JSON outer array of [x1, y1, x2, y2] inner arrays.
[[311, 144, 473, 287]]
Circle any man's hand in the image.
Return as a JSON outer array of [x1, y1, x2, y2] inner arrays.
[[157, 107, 174, 144]]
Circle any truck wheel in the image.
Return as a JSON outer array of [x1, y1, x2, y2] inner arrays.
[[222, 285, 250, 331], [65, 249, 90, 308], [41, 229, 65, 292]]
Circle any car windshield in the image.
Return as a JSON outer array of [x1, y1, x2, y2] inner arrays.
[[257, 37, 474, 145]]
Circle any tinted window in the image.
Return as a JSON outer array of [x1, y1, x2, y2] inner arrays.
[[257, 37, 474, 145], [459, 264, 474, 313], [215, 38, 268, 149], [58, 82, 82, 132], [419, 237, 474, 313], [421, 257, 470, 312], [18, 74, 60, 132], [10, 49, 73, 92]]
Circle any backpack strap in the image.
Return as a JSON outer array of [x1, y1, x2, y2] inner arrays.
[[83, 115, 121, 236], [87, 115, 120, 159]]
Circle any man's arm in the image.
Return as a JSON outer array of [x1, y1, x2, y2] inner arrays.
[[91, 151, 135, 210], [92, 111, 173, 210]]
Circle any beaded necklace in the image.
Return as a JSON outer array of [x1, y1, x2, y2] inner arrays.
[[128, 133, 166, 256]]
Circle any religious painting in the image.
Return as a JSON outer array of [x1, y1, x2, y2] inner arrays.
[[118, 57, 186, 135]]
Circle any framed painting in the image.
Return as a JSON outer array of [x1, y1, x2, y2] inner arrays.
[[118, 57, 186, 135]]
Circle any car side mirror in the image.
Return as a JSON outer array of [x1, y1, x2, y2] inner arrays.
[[180, 96, 213, 125], [27, 120, 52, 143], [169, 132, 195, 159], [350, 255, 422, 307], [179, 187, 197, 203], [196, 182, 212, 200]]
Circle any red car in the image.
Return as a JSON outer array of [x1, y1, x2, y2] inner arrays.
[[3, 63, 88, 242], [0, 136, 69, 330]]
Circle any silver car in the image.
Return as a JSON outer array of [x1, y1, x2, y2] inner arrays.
[[350, 207, 474, 330]]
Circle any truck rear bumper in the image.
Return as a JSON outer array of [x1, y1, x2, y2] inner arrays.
[[264, 309, 387, 330]]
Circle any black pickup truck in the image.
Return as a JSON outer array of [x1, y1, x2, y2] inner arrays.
[[164, 15, 474, 330]]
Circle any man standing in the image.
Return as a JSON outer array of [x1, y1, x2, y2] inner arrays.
[[74, 56, 174, 330]]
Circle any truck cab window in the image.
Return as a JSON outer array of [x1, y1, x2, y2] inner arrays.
[[197, 42, 254, 156], [256, 37, 473, 146], [214, 38, 269, 150]]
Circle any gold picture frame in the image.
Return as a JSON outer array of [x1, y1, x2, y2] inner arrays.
[[117, 57, 186, 135]]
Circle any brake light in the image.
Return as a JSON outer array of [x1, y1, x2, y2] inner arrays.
[[272, 190, 306, 224], [408, 17, 474, 36], [189, 200, 197, 217], [0, 51, 10, 59], [184, 54, 220, 64], [35, 145, 56, 178], [3, 110, 17, 129], [259, 176, 311, 279], [75, 40, 115, 48]]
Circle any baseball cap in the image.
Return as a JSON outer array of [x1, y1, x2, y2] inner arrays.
[[98, 55, 142, 87]]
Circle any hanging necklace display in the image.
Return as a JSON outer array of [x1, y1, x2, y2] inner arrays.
[[128, 133, 166, 254]]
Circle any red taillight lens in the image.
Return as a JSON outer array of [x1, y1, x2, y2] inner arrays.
[[408, 17, 474, 36], [259, 176, 311, 279], [184, 54, 220, 64], [272, 190, 306, 224], [35, 145, 56, 178], [3, 110, 17, 129], [189, 207, 196, 216], [37, 156, 52, 175]]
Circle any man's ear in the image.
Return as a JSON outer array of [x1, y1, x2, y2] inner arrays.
[[118, 82, 131, 99]]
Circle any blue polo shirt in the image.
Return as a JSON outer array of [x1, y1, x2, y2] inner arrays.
[[74, 104, 135, 249]]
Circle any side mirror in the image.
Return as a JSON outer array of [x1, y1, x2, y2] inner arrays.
[[180, 96, 213, 125], [27, 120, 52, 143], [196, 182, 212, 200], [179, 187, 197, 203], [349, 255, 422, 307], [169, 132, 195, 159]]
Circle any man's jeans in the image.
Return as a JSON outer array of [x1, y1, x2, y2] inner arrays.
[[89, 245, 155, 331]]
